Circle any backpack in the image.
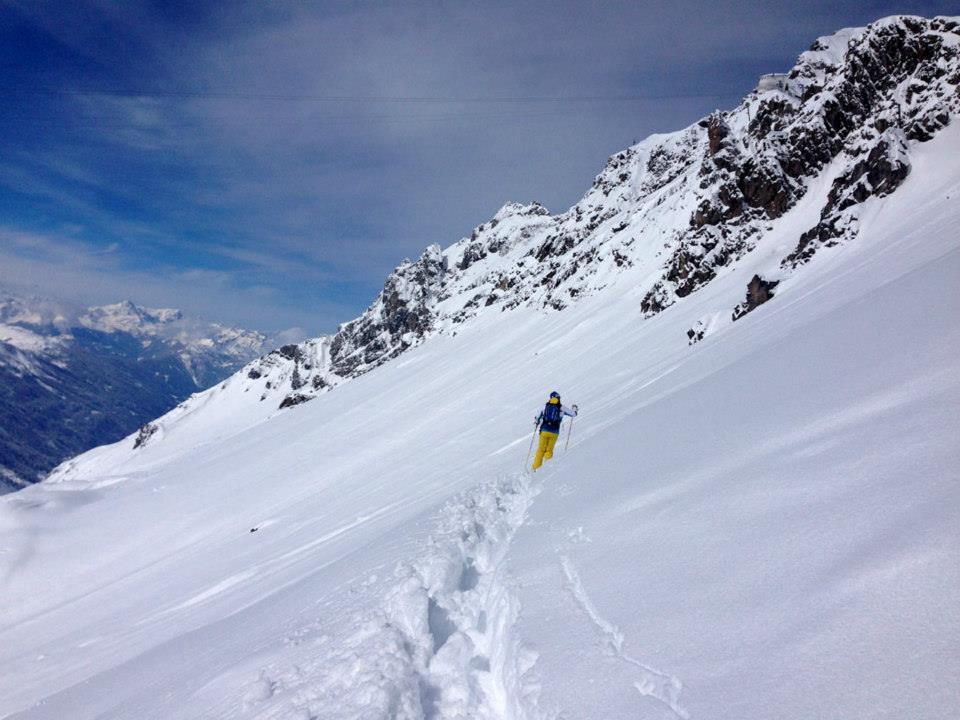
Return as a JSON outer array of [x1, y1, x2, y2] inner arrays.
[[542, 402, 562, 425]]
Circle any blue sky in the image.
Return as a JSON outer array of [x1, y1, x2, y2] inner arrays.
[[1, 0, 956, 336]]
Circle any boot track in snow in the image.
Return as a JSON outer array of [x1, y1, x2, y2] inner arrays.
[[286, 472, 543, 720], [243, 471, 692, 719]]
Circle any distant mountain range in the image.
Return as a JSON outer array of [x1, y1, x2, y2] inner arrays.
[[0, 295, 273, 492]]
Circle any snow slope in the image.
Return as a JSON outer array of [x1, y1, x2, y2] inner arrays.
[[2, 16, 960, 720], [1, 119, 958, 718]]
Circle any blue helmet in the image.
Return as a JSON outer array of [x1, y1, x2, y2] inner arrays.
[[549, 391, 560, 399]]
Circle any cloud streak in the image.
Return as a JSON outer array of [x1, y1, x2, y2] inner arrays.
[[2, 0, 957, 334], [0, 226, 355, 333]]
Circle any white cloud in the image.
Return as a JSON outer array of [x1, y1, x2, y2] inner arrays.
[[6, 0, 934, 333], [0, 227, 355, 333]]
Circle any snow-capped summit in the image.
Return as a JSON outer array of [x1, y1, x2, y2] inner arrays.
[[78, 301, 185, 334], [0, 294, 272, 491], [75, 300, 268, 385]]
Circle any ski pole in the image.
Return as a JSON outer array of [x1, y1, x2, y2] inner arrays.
[[565, 404, 578, 451], [524, 424, 538, 471]]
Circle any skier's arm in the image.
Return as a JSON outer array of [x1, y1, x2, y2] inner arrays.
[[561, 404, 578, 417]]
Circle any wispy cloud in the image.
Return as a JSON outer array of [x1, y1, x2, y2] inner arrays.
[[0, 226, 356, 332], [2, 0, 957, 333]]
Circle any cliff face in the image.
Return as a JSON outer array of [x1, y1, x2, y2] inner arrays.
[[643, 15, 960, 311], [163, 16, 960, 416]]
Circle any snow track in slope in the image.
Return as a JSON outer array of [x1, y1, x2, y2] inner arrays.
[[559, 555, 689, 719], [382, 473, 541, 720], [253, 473, 542, 720]]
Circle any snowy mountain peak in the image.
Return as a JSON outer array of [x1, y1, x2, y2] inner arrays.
[[0, 293, 71, 328], [0, 293, 273, 490], [641, 14, 960, 311], [58, 14, 960, 442], [73, 300, 266, 369], [797, 25, 864, 72], [79, 300, 184, 334], [490, 201, 551, 223]]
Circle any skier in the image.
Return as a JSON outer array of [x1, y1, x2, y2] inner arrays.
[[531, 391, 578, 471]]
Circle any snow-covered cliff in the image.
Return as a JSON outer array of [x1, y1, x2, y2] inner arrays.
[[114, 15, 960, 431]]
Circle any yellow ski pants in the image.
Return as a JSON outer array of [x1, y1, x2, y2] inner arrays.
[[532, 431, 559, 470]]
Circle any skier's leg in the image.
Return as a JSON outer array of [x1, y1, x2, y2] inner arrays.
[[543, 432, 558, 462], [532, 432, 549, 470]]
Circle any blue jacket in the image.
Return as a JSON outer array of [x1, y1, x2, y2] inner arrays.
[[537, 402, 577, 434]]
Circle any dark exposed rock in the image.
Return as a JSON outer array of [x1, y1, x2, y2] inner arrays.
[[784, 130, 911, 267], [458, 243, 486, 270], [732, 275, 780, 320], [707, 114, 730, 156], [277, 344, 300, 361], [329, 245, 447, 378], [133, 422, 159, 449], [290, 364, 305, 391], [643, 102, 799, 314], [738, 158, 792, 215], [278, 393, 312, 410]]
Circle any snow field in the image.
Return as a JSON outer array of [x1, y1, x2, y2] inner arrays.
[[154, 473, 543, 720], [508, 247, 960, 718]]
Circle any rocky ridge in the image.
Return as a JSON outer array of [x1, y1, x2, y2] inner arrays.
[[643, 15, 960, 310], [222, 16, 958, 417]]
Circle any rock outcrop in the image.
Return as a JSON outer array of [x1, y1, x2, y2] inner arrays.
[[644, 15, 960, 313], [732, 275, 780, 321]]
